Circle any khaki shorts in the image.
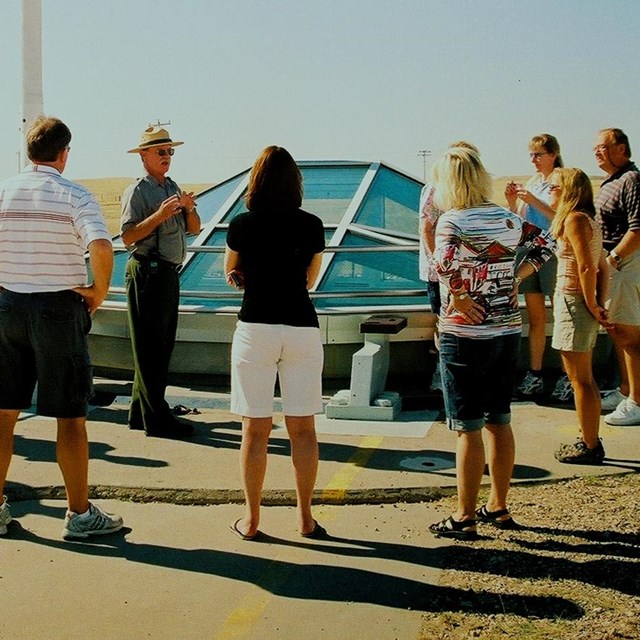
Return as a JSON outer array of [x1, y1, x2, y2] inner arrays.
[[607, 250, 640, 326], [552, 292, 599, 352]]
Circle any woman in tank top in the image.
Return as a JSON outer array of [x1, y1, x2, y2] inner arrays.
[[548, 168, 611, 465]]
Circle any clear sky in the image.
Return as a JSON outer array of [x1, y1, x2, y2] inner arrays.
[[1, 0, 639, 186]]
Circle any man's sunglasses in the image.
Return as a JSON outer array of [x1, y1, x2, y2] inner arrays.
[[150, 148, 175, 157]]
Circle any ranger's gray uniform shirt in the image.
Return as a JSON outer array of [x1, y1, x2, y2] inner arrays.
[[120, 175, 187, 265]]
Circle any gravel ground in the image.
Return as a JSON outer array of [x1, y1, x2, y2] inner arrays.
[[419, 473, 640, 640]]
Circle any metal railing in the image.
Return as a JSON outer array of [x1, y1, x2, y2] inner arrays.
[[108, 243, 431, 310]]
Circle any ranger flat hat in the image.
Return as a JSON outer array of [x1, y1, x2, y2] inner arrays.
[[127, 126, 184, 153]]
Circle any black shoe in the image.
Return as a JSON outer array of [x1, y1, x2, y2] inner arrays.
[[428, 515, 478, 540], [128, 422, 144, 431], [145, 418, 195, 440], [476, 505, 520, 530], [88, 390, 117, 407]]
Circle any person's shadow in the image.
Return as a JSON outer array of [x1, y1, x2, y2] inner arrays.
[[12, 433, 168, 469], [7, 515, 584, 619]]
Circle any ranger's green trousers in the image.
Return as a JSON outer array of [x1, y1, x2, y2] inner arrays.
[[125, 256, 180, 434]]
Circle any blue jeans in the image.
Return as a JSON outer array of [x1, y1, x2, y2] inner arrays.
[[439, 332, 520, 432], [425, 281, 441, 316]]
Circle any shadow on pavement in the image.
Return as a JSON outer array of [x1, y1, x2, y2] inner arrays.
[[12, 434, 168, 469], [7, 517, 584, 619]]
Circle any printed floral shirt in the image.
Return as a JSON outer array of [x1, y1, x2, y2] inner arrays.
[[419, 182, 442, 282], [433, 203, 555, 338]]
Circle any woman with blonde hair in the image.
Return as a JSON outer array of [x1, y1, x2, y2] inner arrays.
[[419, 140, 480, 392], [549, 168, 610, 464], [428, 147, 555, 539], [225, 146, 326, 539], [506, 134, 568, 401]]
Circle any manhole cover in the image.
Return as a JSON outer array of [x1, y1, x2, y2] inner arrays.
[[399, 454, 454, 471]]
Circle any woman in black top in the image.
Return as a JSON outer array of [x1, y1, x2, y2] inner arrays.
[[225, 146, 326, 540]]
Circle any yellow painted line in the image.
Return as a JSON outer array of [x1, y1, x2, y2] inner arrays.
[[215, 557, 299, 640], [318, 435, 384, 525], [320, 435, 384, 503], [216, 602, 269, 640], [216, 434, 385, 638]]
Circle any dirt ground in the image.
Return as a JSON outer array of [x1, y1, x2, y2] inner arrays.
[[419, 473, 640, 640]]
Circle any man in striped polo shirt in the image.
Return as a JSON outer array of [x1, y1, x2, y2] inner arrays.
[[594, 128, 640, 426], [0, 116, 123, 540]]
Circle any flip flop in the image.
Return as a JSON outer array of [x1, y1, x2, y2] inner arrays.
[[172, 404, 192, 416], [229, 518, 259, 541], [300, 520, 327, 538]]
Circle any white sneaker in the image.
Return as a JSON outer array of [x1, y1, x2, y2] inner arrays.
[[600, 388, 628, 411], [0, 496, 11, 536], [604, 398, 640, 427], [63, 502, 124, 540]]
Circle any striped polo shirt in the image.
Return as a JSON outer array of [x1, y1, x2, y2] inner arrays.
[[595, 162, 640, 251], [0, 164, 111, 293]]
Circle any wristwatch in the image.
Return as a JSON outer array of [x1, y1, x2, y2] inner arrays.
[[514, 275, 523, 286], [455, 292, 469, 301], [609, 250, 622, 266]]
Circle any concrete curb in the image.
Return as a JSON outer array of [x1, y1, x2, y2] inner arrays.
[[5, 484, 457, 506], [9, 473, 633, 507]]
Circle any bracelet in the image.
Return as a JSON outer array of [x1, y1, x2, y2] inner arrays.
[[514, 275, 522, 286]]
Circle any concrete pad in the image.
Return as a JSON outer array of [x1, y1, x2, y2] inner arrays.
[[5, 380, 640, 638], [1, 500, 448, 640], [8, 393, 640, 505], [307, 410, 437, 438]]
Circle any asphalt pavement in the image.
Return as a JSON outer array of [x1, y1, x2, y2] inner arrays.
[[2, 379, 639, 639]]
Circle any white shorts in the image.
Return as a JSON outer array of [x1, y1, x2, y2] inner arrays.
[[230, 321, 324, 418]]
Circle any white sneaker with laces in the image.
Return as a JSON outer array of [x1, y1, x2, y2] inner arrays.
[[600, 388, 627, 412], [63, 502, 124, 540], [604, 398, 640, 427], [0, 496, 11, 536]]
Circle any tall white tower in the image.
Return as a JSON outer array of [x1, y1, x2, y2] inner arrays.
[[20, 0, 44, 167]]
